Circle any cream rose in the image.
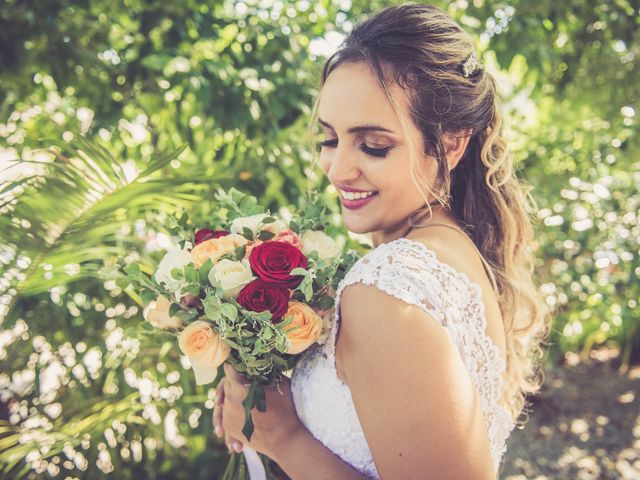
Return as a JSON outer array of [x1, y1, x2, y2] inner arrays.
[[154, 243, 194, 299], [301, 230, 341, 260], [143, 295, 183, 329], [282, 301, 323, 354], [208, 258, 255, 299], [190, 233, 247, 268], [178, 320, 230, 385], [230, 214, 287, 236]]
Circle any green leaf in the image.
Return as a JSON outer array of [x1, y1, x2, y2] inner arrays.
[[241, 380, 266, 441], [257, 230, 275, 241], [221, 303, 238, 321], [242, 226, 254, 240], [290, 267, 307, 276], [140, 289, 157, 306], [198, 258, 214, 281], [203, 293, 222, 322], [184, 264, 199, 284], [171, 267, 184, 280], [234, 244, 247, 260], [169, 302, 181, 317], [316, 295, 334, 310], [123, 263, 140, 275]]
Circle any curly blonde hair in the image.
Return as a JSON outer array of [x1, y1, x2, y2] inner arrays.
[[307, 2, 552, 424]]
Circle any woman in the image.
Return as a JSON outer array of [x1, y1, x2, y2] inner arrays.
[[213, 3, 549, 478]]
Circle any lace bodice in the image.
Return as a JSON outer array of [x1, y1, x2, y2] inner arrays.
[[291, 237, 514, 478]]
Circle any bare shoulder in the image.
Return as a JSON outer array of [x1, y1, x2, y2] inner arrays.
[[335, 280, 495, 478]]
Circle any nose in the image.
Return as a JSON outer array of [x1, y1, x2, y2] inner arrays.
[[325, 144, 360, 185]]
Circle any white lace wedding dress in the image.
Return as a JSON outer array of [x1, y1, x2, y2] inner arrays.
[[291, 237, 515, 478]]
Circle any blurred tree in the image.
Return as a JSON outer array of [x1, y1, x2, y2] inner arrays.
[[0, 0, 638, 478]]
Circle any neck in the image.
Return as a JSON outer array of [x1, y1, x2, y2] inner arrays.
[[371, 201, 449, 247]]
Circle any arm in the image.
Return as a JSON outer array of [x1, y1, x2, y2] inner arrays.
[[271, 426, 371, 480], [337, 283, 496, 480]]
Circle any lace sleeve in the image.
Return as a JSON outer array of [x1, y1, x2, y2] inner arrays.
[[329, 237, 514, 472]]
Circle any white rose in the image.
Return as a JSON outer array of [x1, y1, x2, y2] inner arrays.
[[143, 295, 182, 329], [154, 243, 194, 299], [301, 230, 342, 260], [208, 259, 255, 299], [230, 213, 287, 236]]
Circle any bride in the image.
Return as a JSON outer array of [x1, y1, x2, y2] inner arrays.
[[213, 3, 549, 479]]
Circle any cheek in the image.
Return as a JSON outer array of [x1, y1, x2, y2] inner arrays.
[[318, 154, 330, 175]]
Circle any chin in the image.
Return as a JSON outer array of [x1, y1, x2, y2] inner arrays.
[[341, 216, 374, 235]]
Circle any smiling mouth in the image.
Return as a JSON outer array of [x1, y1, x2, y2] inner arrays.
[[340, 191, 379, 210], [339, 190, 379, 201]]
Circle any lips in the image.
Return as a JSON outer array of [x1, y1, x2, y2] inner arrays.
[[340, 192, 379, 210]]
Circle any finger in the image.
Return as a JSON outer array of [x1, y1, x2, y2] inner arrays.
[[213, 378, 225, 437], [224, 363, 251, 383]]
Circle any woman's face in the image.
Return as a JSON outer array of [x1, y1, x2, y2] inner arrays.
[[316, 61, 439, 240]]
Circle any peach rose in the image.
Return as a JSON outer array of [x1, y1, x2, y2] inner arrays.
[[244, 239, 263, 258], [272, 229, 302, 249], [282, 301, 323, 354], [143, 295, 183, 329], [190, 233, 248, 268], [178, 320, 230, 385]]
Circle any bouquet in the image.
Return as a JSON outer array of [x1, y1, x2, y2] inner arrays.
[[120, 187, 359, 479]]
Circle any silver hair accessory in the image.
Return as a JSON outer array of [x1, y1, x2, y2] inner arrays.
[[462, 52, 480, 78]]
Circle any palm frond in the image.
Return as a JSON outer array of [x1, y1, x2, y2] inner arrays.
[[0, 392, 145, 478], [0, 133, 229, 325]]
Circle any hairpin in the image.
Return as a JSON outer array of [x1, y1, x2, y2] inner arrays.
[[462, 52, 480, 78]]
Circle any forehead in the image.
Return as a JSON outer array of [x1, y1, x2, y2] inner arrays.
[[317, 62, 407, 130]]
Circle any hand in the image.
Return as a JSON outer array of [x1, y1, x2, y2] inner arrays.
[[214, 363, 303, 459], [213, 376, 246, 454]]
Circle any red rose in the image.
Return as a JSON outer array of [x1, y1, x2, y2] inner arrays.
[[237, 279, 290, 322], [249, 241, 308, 288], [194, 228, 229, 245]]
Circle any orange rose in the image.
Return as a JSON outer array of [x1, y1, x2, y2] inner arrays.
[[272, 229, 302, 250], [190, 233, 248, 268], [178, 320, 230, 384], [282, 301, 323, 354]]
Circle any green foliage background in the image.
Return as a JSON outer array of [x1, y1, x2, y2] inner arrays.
[[0, 0, 638, 477]]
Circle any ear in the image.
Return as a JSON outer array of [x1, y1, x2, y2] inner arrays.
[[443, 129, 472, 171]]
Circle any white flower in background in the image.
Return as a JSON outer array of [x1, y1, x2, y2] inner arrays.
[[154, 243, 193, 299], [301, 230, 342, 260], [230, 213, 286, 236], [143, 295, 182, 329], [208, 259, 255, 299]]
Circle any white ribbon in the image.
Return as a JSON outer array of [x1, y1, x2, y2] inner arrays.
[[243, 446, 266, 480]]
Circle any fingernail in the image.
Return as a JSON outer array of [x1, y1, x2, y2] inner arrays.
[[215, 426, 222, 437], [232, 441, 242, 452]]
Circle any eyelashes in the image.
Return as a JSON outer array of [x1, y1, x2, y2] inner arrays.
[[316, 139, 391, 158]]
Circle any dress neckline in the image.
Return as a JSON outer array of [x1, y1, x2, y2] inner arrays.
[[331, 236, 508, 386]]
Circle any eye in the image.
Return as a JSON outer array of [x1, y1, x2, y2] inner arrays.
[[316, 139, 338, 152], [360, 143, 391, 158]]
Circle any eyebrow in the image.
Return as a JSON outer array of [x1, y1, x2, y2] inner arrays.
[[318, 118, 396, 135]]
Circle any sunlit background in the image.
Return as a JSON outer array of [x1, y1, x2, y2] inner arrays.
[[0, 0, 638, 478]]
